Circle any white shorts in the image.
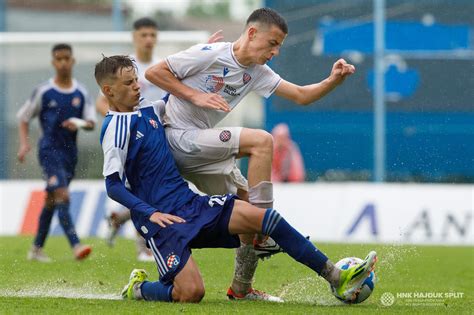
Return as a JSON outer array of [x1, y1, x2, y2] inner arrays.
[[165, 127, 248, 194]]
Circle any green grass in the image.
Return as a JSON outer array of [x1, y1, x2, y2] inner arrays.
[[0, 236, 472, 314]]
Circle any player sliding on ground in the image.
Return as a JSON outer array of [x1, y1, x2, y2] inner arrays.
[[95, 55, 376, 303]]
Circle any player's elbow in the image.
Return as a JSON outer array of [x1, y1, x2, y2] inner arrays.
[[145, 64, 166, 86], [292, 88, 312, 106]]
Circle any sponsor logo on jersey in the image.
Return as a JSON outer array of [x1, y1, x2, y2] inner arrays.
[[71, 96, 81, 107], [243, 72, 251, 85], [201, 45, 212, 51], [223, 67, 230, 77], [136, 131, 144, 140], [223, 85, 240, 97], [205, 75, 225, 93], [149, 119, 158, 129], [219, 130, 232, 142], [166, 253, 180, 269]]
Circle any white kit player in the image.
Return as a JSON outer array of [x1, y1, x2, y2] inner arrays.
[[98, 17, 224, 262], [145, 8, 356, 301]]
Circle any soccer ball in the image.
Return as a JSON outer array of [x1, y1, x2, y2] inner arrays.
[[330, 257, 376, 304]]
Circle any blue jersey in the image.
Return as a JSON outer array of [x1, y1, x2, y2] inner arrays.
[[17, 78, 96, 156], [101, 99, 196, 237]]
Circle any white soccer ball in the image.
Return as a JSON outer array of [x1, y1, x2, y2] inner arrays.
[[330, 257, 376, 304]]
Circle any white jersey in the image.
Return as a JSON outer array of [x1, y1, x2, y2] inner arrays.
[[131, 54, 167, 102], [163, 42, 282, 129]]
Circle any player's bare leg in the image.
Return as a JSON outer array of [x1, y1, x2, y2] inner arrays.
[[171, 257, 206, 302], [227, 128, 282, 301]]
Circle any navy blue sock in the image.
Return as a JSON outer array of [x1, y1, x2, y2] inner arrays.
[[262, 208, 328, 275], [140, 281, 173, 302], [56, 203, 80, 247], [34, 206, 55, 248]]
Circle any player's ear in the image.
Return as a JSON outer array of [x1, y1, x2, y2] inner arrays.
[[102, 84, 113, 97], [247, 26, 257, 41]]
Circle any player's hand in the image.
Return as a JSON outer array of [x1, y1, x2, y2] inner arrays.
[[207, 30, 224, 44], [61, 119, 79, 132], [330, 58, 356, 85], [17, 143, 31, 163], [150, 211, 186, 228], [192, 92, 231, 112]]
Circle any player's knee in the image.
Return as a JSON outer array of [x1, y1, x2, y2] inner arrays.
[[252, 130, 273, 156], [53, 188, 69, 204], [177, 283, 205, 303]]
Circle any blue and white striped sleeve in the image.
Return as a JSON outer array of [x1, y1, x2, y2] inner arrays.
[[101, 115, 130, 179]]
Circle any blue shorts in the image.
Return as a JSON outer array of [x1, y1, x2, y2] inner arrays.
[[146, 194, 240, 284], [38, 149, 76, 192]]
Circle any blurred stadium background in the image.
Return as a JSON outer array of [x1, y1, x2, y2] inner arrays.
[[0, 1, 472, 245]]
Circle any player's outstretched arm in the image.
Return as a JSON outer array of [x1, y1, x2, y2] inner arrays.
[[105, 172, 184, 228], [145, 61, 230, 112], [17, 121, 31, 163], [207, 30, 224, 44], [275, 58, 355, 106]]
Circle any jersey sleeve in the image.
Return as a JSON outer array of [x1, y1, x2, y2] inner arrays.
[[165, 43, 221, 79], [252, 65, 282, 98], [80, 87, 97, 122], [16, 87, 42, 122], [101, 115, 131, 179]]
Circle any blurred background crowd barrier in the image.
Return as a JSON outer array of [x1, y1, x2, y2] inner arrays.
[[0, 0, 473, 183]]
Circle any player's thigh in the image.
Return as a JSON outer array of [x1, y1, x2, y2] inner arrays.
[[228, 199, 265, 235], [172, 256, 205, 302], [166, 127, 242, 173], [237, 127, 273, 157]]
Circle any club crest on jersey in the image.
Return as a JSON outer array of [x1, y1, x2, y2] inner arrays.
[[243, 72, 251, 85], [149, 119, 158, 129], [219, 130, 232, 142], [205, 75, 225, 93], [166, 253, 180, 269], [71, 96, 81, 107], [201, 45, 212, 51]]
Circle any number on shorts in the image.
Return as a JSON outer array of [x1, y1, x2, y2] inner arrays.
[[208, 195, 228, 207]]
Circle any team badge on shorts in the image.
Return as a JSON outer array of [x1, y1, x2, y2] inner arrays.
[[166, 253, 180, 270], [219, 130, 232, 142]]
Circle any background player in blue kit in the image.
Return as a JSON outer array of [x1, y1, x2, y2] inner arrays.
[[17, 43, 96, 262], [95, 55, 376, 303]]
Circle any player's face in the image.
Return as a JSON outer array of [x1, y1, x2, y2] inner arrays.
[[52, 49, 74, 76], [133, 26, 158, 54], [249, 24, 286, 65], [110, 67, 141, 110]]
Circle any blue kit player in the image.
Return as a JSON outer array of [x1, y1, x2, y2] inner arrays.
[[96, 55, 377, 303], [17, 43, 96, 262]]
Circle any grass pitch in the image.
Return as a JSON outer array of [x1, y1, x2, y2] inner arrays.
[[0, 236, 472, 314]]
